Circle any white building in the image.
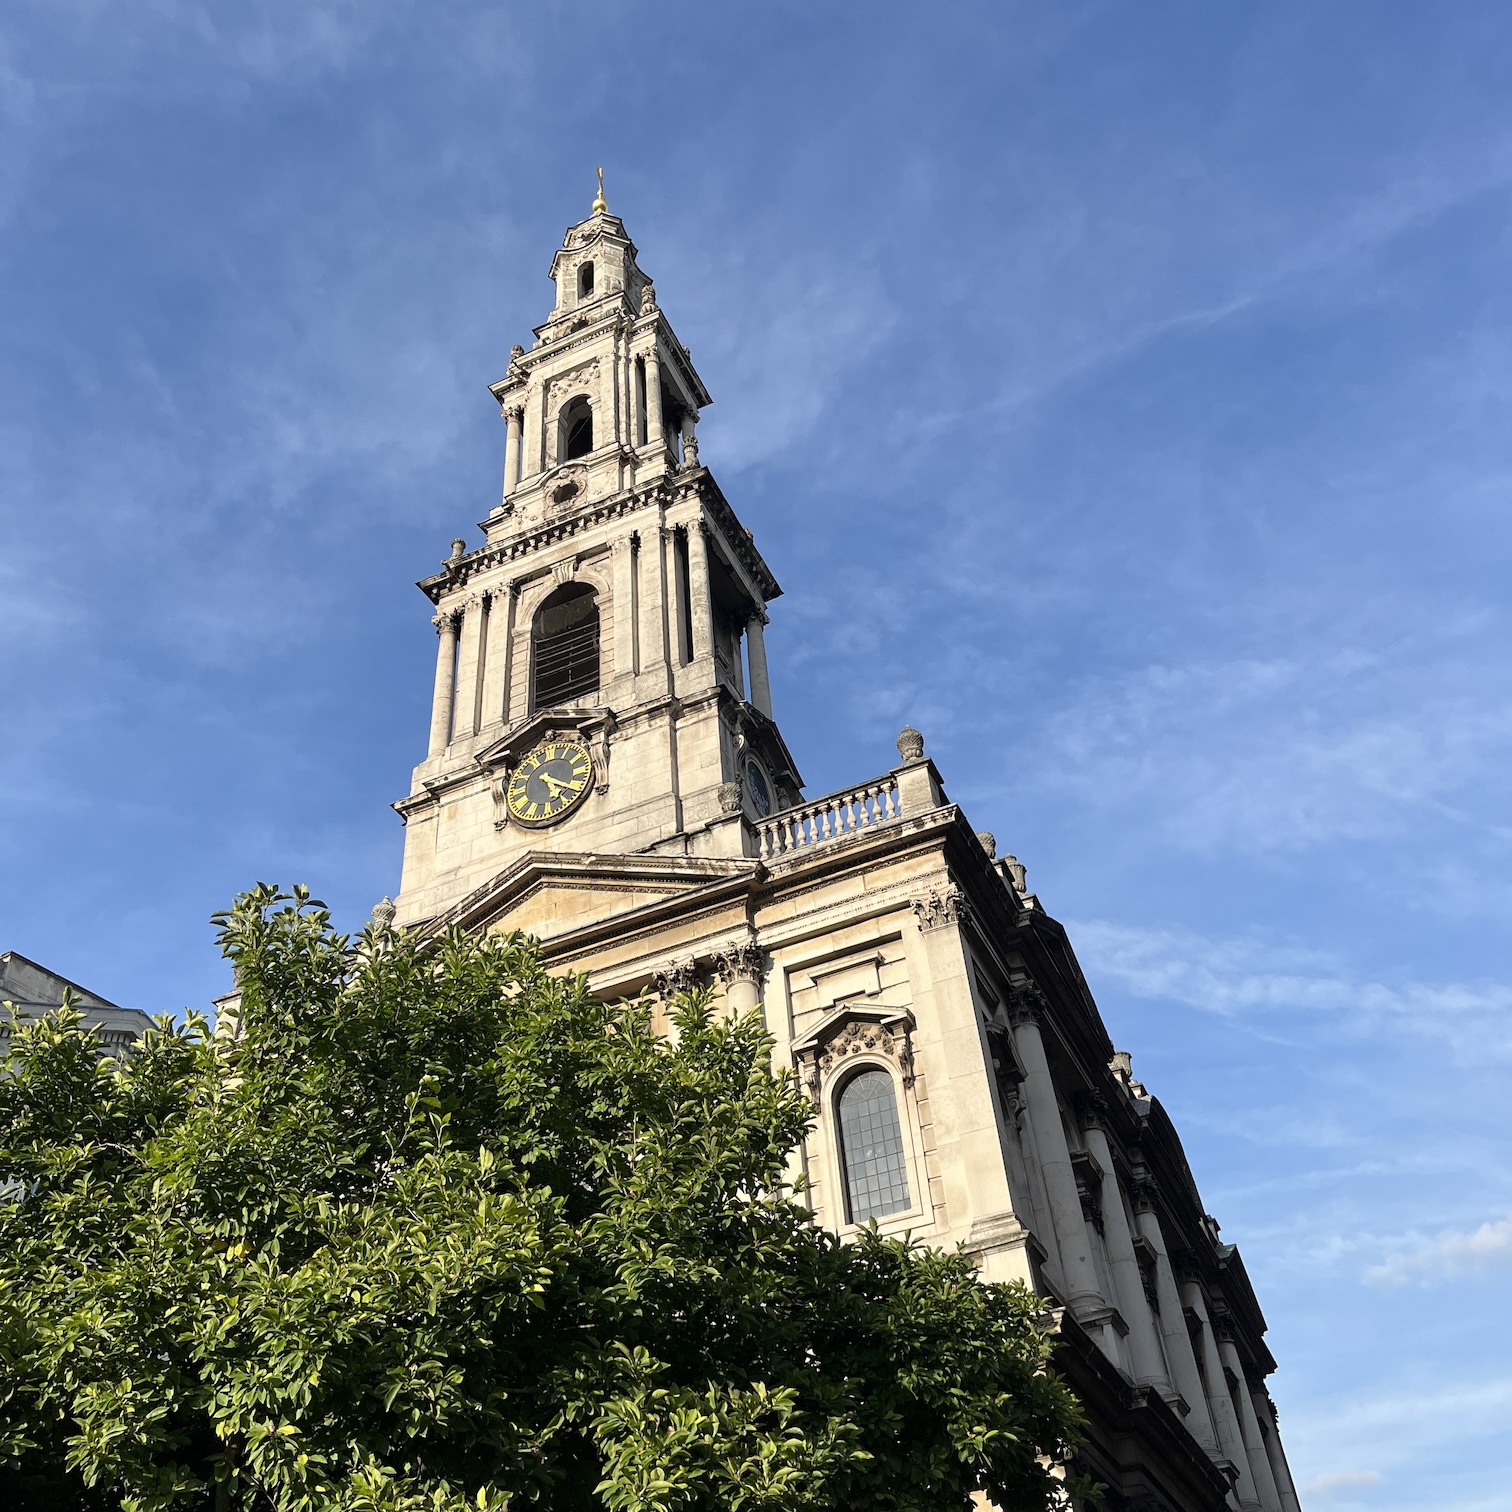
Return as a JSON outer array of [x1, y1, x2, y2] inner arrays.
[[0, 950, 153, 1059], [388, 184, 1303, 1512]]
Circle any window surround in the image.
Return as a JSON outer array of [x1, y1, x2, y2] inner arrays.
[[792, 1004, 929, 1237]]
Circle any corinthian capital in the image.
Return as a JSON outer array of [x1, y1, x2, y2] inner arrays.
[[1005, 978, 1048, 1028], [712, 941, 764, 986]]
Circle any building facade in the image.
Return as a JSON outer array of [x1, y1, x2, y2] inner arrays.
[[388, 189, 1304, 1512], [0, 951, 154, 1058]]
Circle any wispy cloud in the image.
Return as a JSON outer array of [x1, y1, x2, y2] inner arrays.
[[1300, 1468, 1384, 1497], [1070, 918, 1512, 1060], [1030, 650, 1512, 856], [1367, 1214, 1512, 1288]]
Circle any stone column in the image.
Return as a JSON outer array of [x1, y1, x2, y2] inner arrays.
[[1132, 1185, 1217, 1450], [1080, 1106, 1171, 1394], [502, 406, 522, 499], [1219, 1339, 1284, 1512], [1255, 1393, 1303, 1512], [714, 942, 764, 1015], [428, 611, 459, 757], [644, 345, 664, 452], [1008, 988, 1112, 1346], [686, 521, 714, 664], [1180, 1273, 1260, 1510], [746, 611, 773, 716]]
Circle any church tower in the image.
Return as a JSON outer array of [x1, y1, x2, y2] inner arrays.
[[389, 185, 1305, 1512], [393, 179, 801, 928]]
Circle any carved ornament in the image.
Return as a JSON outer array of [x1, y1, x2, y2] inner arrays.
[[1076, 1090, 1110, 1130], [655, 959, 701, 1000], [792, 1007, 915, 1111], [910, 884, 970, 932], [1005, 978, 1050, 1029], [711, 941, 764, 987]]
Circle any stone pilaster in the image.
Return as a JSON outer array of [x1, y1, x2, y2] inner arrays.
[[453, 596, 485, 741], [899, 895, 1024, 1281]]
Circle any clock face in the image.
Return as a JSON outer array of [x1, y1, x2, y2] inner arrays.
[[505, 739, 594, 827], [746, 761, 773, 818]]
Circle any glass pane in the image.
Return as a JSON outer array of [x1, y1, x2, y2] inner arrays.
[[837, 1067, 911, 1224]]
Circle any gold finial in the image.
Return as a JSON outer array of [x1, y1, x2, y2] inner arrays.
[[591, 165, 608, 215]]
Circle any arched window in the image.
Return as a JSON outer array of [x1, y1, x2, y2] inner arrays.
[[530, 582, 600, 711], [560, 397, 593, 462], [836, 1067, 911, 1224], [578, 261, 595, 298]]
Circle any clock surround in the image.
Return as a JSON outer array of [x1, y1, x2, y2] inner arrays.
[[504, 738, 594, 828]]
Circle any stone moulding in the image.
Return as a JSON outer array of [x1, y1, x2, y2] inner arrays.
[[790, 1004, 916, 1111]]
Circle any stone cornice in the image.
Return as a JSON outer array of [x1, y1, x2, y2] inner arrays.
[[422, 471, 780, 607]]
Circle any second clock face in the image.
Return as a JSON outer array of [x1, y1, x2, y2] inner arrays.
[[505, 739, 593, 827]]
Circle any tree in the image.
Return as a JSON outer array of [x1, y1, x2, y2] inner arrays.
[[0, 885, 1082, 1512]]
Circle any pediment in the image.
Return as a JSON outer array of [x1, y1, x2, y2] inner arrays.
[[422, 850, 759, 945], [473, 708, 617, 774], [791, 1003, 915, 1059]]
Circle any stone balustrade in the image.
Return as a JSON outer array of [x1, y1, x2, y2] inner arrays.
[[755, 775, 902, 859]]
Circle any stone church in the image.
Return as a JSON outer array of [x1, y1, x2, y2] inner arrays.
[[386, 184, 1304, 1512]]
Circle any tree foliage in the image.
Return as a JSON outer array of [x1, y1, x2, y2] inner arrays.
[[0, 885, 1081, 1512]]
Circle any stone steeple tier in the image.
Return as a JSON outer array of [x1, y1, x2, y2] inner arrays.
[[393, 192, 800, 926]]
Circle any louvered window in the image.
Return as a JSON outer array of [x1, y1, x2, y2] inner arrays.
[[531, 584, 600, 711], [560, 396, 593, 462], [837, 1068, 911, 1224]]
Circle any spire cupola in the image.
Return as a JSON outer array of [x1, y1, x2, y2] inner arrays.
[[486, 174, 713, 530]]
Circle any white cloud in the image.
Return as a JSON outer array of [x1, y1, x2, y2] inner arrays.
[[1284, 1376, 1512, 1505], [1301, 1469, 1384, 1497], [1069, 918, 1512, 1061], [1027, 650, 1512, 856], [1366, 1214, 1512, 1288]]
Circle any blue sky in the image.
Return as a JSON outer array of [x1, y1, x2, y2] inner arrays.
[[3, 2, 1510, 1505]]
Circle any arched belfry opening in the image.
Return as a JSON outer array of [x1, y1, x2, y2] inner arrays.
[[577, 261, 594, 299], [559, 396, 593, 462], [530, 582, 600, 711]]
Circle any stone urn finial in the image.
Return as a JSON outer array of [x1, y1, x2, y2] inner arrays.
[[449, 538, 467, 562], [370, 897, 397, 933], [976, 830, 996, 859], [896, 725, 925, 763]]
